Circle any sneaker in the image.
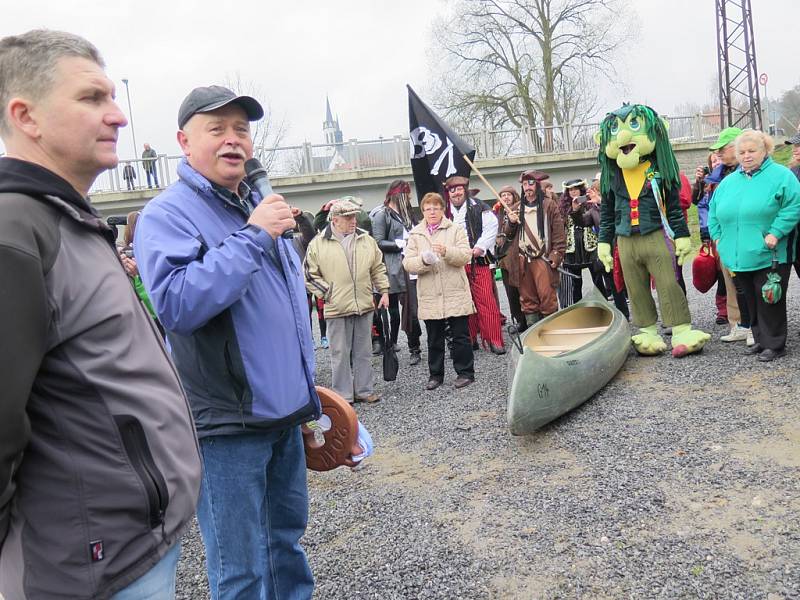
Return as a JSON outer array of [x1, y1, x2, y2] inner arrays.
[[746, 330, 755, 346], [720, 325, 749, 342], [320, 336, 329, 349]]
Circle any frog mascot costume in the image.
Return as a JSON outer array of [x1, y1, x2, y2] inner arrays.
[[595, 103, 710, 357]]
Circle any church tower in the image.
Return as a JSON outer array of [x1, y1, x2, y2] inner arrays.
[[323, 96, 344, 146]]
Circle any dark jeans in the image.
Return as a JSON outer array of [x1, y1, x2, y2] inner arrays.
[[403, 280, 422, 351], [600, 269, 630, 319], [731, 271, 751, 328], [715, 270, 727, 299], [501, 268, 525, 331], [196, 429, 314, 600], [145, 166, 159, 188], [735, 264, 790, 351], [424, 315, 474, 381]]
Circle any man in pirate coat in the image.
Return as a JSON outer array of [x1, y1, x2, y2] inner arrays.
[[500, 169, 566, 327]]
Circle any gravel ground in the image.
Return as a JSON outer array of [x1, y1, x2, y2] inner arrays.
[[177, 271, 800, 599]]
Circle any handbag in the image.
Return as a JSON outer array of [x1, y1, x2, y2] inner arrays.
[[761, 250, 782, 305], [692, 241, 718, 293], [380, 308, 399, 381]]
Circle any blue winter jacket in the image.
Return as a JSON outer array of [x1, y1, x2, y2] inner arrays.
[[696, 163, 726, 233], [135, 159, 321, 437]]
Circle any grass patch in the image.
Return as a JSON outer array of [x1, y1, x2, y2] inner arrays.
[[773, 144, 792, 167]]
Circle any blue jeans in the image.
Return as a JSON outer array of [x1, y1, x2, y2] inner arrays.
[[146, 167, 159, 188], [197, 428, 314, 600], [111, 543, 180, 600]]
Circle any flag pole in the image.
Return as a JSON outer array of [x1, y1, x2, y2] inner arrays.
[[461, 154, 513, 214], [460, 154, 580, 279]]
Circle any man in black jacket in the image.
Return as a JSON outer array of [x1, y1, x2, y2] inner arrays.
[[444, 175, 506, 354], [0, 30, 201, 599]]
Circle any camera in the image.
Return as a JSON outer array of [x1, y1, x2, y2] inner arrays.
[[575, 195, 588, 204], [703, 166, 710, 175], [122, 247, 134, 259], [107, 215, 128, 227]]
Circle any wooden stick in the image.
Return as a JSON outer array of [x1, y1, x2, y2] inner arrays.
[[462, 154, 513, 213]]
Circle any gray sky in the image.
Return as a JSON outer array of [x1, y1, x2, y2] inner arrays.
[[0, 0, 797, 160]]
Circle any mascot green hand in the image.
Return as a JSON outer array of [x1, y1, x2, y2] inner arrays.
[[598, 242, 613, 272], [674, 237, 691, 266], [596, 103, 709, 358]]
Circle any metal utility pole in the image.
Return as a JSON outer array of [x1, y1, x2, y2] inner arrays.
[[715, 0, 762, 130], [121, 78, 140, 183]]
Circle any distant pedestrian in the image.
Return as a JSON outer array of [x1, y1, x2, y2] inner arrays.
[[142, 142, 159, 187], [122, 161, 136, 189]]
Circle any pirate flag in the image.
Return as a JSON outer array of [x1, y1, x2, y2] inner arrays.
[[407, 85, 476, 199]]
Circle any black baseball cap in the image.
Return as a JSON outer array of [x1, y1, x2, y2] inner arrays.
[[785, 132, 800, 145], [178, 85, 264, 129]]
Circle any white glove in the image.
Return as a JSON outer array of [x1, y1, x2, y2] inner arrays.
[[394, 238, 406, 249], [422, 250, 439, 265]]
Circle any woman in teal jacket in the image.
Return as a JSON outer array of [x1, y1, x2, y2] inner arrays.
[[708, 130, 800, 361]]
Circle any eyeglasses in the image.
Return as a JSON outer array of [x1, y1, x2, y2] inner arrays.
[[446, 185, 465, 193]]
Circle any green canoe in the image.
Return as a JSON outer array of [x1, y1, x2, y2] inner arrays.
[[507, 287, 631, 435]]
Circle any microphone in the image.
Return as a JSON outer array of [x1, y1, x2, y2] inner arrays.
[[244, 158, 293, 239]]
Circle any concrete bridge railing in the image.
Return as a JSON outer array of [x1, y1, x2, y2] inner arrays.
[[90, 114, 723, 197], [89, 140, 716, 219]]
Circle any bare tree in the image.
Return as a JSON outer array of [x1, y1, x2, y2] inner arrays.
[[223, 72, 290, 171], [429, 0, 628, 149], [777, 84, 800, 134]]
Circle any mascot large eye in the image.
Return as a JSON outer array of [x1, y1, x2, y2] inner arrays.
[[629, 117, 641, 132], [610, 121, 620, 135]]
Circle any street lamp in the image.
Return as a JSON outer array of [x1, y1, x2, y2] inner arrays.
[[121, 78, 140, 186]]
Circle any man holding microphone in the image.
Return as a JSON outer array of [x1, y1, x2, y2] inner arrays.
[[135, 85, 321, 599]]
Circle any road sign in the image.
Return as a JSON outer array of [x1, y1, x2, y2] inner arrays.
[[759, 73, 768, 86]]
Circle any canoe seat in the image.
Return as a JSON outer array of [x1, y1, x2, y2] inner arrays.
[[530, 344, 577, 352], [543, 325, 609, 335]]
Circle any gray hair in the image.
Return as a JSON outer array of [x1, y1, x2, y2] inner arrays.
[[734, 129, 775, 156], [0, 30, 104, 136]]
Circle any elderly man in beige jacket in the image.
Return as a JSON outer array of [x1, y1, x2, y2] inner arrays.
[[305, 198, 389, 403]]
